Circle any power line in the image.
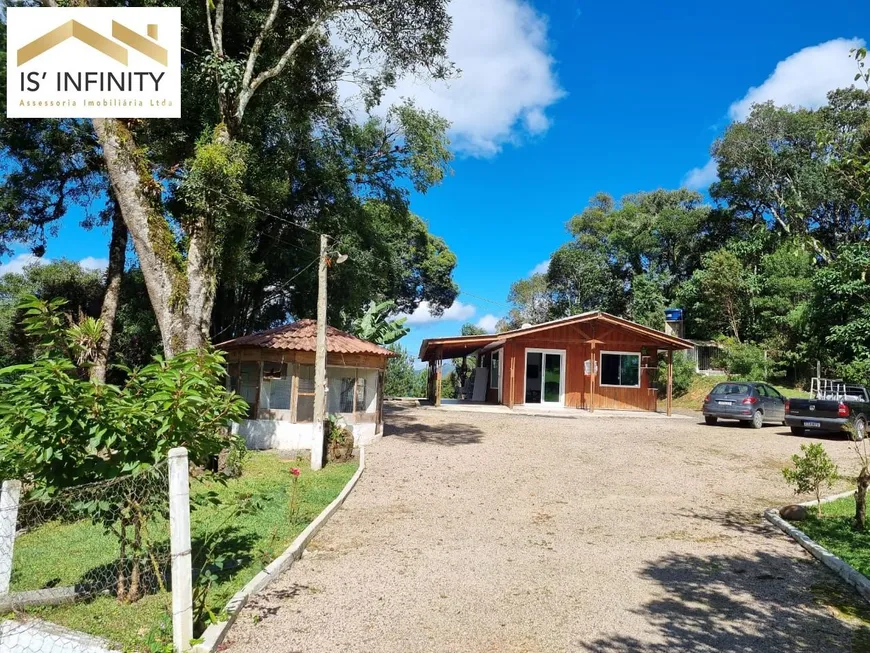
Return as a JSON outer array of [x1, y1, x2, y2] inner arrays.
[[193, 181, 513, 312]]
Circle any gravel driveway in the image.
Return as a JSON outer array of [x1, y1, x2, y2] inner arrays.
[[225, 404, 870, 652]]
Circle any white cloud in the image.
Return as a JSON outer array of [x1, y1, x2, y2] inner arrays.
[[476, 314, 500, 333], [683, 158, 718, 190], [0, 253, 110, 276], [337, 0, 563, 156], [683, 38, 865, 189], [79, 256, 109, 271], [0, 253, 49, 275], [728, 38, 864, 121], [530, 259, 550, 276], [403, 300, 476, 326]]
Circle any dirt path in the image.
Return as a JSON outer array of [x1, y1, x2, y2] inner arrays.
[[225, 405, 869, 652]]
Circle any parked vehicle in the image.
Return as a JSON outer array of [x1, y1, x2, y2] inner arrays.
[[785, 378, 870, 440], [702, 382, 787, 428]]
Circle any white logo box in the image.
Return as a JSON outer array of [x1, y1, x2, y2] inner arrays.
[[6, 6, 181, 118]]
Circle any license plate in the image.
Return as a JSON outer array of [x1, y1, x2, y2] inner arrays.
[[804, 421, 821, 428], [717, 401, 733, 406]]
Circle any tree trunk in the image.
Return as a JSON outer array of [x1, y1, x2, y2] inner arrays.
[[856, 467, 869, 531], [92, 118, 190, 356], [183, 227, 215, 351], [91, 208, 127, 383]]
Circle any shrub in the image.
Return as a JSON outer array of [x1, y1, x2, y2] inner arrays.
[[0, 296, 248, 602], [325, 414, 354, 462], [719, 338, 769, 381], [782, 443, 839, 517], [655, 351, 697, 398]]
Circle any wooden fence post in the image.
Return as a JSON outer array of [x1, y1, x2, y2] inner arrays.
[[169, 448, 193, 652], [0, 480, 21, 595]]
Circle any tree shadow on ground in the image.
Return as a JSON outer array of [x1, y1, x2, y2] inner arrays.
[[582, 548, 870, 652], [383, 406, 484, 446], [71, 527, 259, 601]]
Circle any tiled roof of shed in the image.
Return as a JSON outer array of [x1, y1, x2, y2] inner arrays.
[[216, 320, 395, 357]]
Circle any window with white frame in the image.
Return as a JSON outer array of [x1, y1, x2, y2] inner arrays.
[[490, 351, 501, 389], [600, 352, 640, 387]]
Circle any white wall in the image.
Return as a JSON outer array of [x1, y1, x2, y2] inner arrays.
[[234, 419, 380, 451]]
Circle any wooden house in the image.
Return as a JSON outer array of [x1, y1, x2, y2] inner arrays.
[[418, 312, 694, 414]]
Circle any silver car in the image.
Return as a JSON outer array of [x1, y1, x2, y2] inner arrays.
[[702, 382, 787, 429]]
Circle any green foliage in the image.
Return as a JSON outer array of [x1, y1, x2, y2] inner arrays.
[[630, 273, 666, 330], [8, 452, 356, 650], [384, 344, 420, 398], [782, 443, 839, 516], [0, 296, 247, 490], [655, 351, 697, 398], [0, 296, 247, 604], [718, 338, 770, 381], [807, 242, 870, 376], [325, 414, 354, 463], [679, 249, 749, 342], [352, 300, 409, 345], [547, 244, 625, 317], [0, 260, 161, 376], [498, 274, 551, 331]]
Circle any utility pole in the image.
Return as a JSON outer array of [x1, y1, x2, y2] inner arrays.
[[311, 234, 328, 471]]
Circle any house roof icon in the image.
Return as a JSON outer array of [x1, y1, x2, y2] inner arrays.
[[17, 19, 167, 67]]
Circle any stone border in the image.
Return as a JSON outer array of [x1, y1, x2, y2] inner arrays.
[[191, 448, 366, 653], [765, 489, 870, 603]]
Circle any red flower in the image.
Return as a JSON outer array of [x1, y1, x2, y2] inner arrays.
[[290, 467, 301, 477]]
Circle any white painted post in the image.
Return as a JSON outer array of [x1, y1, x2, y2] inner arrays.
[[0, 480, 21, 595], [168, 448, 193, 652]]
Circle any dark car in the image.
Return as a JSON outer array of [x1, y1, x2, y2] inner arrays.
[[702, 382, 787, 428], [785, 384, 870, 440]]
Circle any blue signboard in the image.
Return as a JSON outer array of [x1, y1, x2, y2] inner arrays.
[[664, 308, 683, 322]]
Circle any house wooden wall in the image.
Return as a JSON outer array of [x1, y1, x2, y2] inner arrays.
[[489, 323, 660, 412]]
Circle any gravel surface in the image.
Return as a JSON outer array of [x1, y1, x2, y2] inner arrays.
[[225, 404, 869, 652]]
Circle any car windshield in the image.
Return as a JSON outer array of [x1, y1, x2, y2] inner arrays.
[[712, 383, 751, 395]]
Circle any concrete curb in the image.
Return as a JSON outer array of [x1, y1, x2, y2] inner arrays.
[[765, 489, 870, 604], [191, 448, 366, 653]]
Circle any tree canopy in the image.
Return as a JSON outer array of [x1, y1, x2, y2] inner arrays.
[[500, 86, 870, 385]]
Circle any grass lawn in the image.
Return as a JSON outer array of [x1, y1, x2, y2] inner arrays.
[[794, 496, 870, 581], [670, 375, 810, 411], [6, 452, 357, 651]]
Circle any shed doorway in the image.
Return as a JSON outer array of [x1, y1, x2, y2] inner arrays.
[[524, 349, 565, 406]]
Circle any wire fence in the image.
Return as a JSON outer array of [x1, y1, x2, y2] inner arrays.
[[0, 461, 179, 653]]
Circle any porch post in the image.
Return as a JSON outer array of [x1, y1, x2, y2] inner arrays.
[[434, 346, 443, 407], [666, 349, 673, 417], [508, 353, 515, 409], [427, 360, 435, 402], [589, 342, 596, 413]]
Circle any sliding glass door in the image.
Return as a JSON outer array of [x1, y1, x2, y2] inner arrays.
[[524, 349, 564, 405]]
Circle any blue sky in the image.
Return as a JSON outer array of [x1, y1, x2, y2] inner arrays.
[[2, 0, 868, 364]]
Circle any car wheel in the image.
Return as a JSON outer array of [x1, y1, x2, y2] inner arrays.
[[854, 416, 867, 442], [790, 426, 805, 436], [751, 410, 764, 429], [704, 416, 718, 425]]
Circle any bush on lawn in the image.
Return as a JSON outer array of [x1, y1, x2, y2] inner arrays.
[[0, 295, 248, 603], [718, 337, 770, 381], [782, 443, 839, 517], [655, 351, 697, 398]]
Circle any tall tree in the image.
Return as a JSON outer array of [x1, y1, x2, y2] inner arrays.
[[711, 89, 870, 261], [91, 0, 454, 355], [497, 273, 552, 331]]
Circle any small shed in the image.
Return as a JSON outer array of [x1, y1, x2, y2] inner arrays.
[[218, 320, 394, 451], [418, 311, 694, 414]]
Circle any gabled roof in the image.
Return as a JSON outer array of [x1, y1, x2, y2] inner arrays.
[[217, 320, 395, 357], [418, 311, 694, 361]]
